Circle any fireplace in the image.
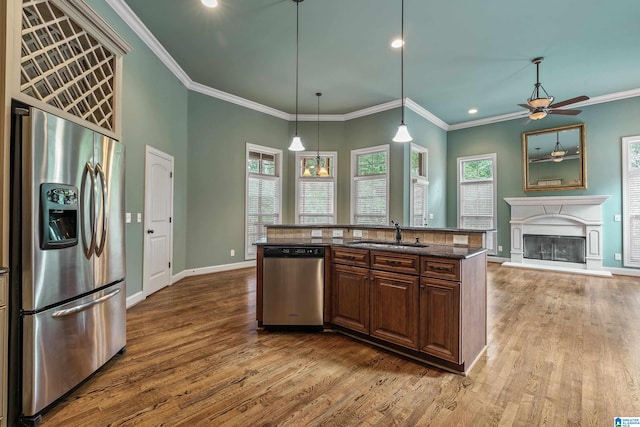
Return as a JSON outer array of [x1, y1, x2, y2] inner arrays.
[[504, 196, 610, 276], [523, 235, 586, 264]]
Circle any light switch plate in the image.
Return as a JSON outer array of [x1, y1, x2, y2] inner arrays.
[[453, 235, 468, 245], [615, 253, 622, 261], [614, 214, 622, 222], [137, 213, 142, 223], [332, 229, 344, 237], [125, 212, 131, 223]]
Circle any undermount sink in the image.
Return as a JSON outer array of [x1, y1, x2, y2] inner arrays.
[[349, 241, 429, 249]]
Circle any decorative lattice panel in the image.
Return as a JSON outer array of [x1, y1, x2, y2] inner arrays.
[[20, 0, 116, 131]]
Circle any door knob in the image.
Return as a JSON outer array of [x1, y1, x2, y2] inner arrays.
[[147, 229, 154, 234]]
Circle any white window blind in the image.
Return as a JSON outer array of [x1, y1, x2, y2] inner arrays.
[[295, 152, 337, 224], [246, 145, 281, 259], [623, 137, 640, 267], [410, 145, 429, 227], [351, 146, 389, 225], [457, 154, 497, 254]]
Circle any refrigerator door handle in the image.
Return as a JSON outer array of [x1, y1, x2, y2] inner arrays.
[[80, 161, 96, 259], [95, 163, 108, 257], [51, 288, 121, 318]]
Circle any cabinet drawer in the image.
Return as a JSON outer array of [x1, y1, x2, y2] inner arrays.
[[371, 251, 419, 275], [421, 257, 460, 281], [0, 273, 6, 307], [332, 247, 370, 268]]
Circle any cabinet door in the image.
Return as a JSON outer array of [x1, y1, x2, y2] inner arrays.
[[419, 278, 460, 363], [332, 264, 370, 334], [370, 271, 419, 350]]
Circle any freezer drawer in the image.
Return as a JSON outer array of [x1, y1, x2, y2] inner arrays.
[[22, 281, 126, 416]]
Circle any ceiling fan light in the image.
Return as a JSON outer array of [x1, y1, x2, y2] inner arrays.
[[201, 0, 218, 8], [551, 150, 566, 157], [528, 97, 553, 108], [529, 110, 547, 120], [289, 136, 304, 151], [393, 124, 413, 143], [552, 156, 564, 163]]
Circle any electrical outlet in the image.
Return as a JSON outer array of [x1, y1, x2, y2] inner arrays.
[[428, 213, 434, 220], [614, 214, 622, 222], [332, 229, 343, 237], [137, 213, 142, 223], [230, 249, 235, 257], [498, 245, 503, 252], [311, 229, 322, 237], [615, 253, 622, 261], [353, 230, 363, 238], [125, 212, 131, 223]]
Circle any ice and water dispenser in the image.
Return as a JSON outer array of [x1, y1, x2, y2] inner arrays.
[[40, 183, 78, 249]]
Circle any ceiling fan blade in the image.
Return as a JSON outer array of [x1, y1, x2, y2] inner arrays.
[[517, 103, 536, 111], [548, 109, 582, 116], [522, 116, 532, 125], [548, 95, 589, 109]]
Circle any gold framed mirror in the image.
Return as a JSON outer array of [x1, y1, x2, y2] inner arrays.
[[522, 123, 586, 192]]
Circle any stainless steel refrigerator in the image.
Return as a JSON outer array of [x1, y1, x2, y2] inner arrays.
[[8, 104, 126, 425]]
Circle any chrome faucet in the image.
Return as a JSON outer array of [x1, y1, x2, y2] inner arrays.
[[391, 220, 402, 244]]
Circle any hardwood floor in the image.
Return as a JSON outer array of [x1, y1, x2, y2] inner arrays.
[[38, 264, 640, 426]]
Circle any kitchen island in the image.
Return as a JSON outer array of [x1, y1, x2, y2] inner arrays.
[[256, 225, 488, 375]]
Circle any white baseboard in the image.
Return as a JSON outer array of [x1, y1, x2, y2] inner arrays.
[[502, 261, 613, 277], [175, 260, 257, 281], [488, 256, 510, 263], [604, 267, 640, 277], [126, 291, 145, 309]]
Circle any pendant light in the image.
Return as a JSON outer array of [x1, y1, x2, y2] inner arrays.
[[392, 0, 412, 143], [288, 0, 305, 151], [550, 131, 566, 162], [316, 92, 329, 177]]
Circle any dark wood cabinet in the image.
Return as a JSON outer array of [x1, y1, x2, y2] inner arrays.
[[370, 270, 419, 350], [419, 278, 460, 362], [332, 263, 370, 334]]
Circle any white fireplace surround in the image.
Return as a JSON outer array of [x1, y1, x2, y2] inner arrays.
[[503, 195, 611, 276]]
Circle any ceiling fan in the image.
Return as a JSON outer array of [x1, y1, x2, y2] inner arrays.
[[518, 57, 589, 121]]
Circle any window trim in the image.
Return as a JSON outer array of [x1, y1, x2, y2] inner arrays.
[[622, 135, 640, 267], [350, 144, 390, 225], [294, 150, 338, 225], [457, 153, 497, 255], [410, 143, 429, 227], [245, 143, 282, 260]]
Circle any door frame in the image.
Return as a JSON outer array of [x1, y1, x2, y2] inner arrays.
[[143, 145, 174, 297]]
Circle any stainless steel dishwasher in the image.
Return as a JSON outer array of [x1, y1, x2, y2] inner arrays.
[[262, 246, 325, 330]]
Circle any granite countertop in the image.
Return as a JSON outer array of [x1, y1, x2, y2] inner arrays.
[[255, 238, 487, 259]]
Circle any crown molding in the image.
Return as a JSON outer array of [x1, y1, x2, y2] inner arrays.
[[405, 98, 449, 131]]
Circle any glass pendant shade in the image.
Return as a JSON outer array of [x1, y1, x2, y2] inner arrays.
[[529, 110, 547, 120], [528, 97, 553, 108], [201, 0, 218, 7], [289, 135, 304, 151], [302, 166, 312, 177], [318, 165, 329, 177], [552, 156, 564, 163], [393, 124, 413, 143]]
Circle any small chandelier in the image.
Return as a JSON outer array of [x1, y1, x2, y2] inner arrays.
[[392, 0, 412, 143], [288, 0, 305, 151], [302, 92, 329, 177], [550, 131, 566, 162]]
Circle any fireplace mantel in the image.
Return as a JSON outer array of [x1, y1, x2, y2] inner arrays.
[[503, 195, 611, 276]]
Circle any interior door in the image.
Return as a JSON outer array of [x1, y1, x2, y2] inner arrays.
[[143, 146, 174, 297]]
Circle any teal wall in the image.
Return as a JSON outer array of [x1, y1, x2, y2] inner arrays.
[[447, 96, 640, 268], [85, 1, 189, 296], [186, 92, 288, 267]]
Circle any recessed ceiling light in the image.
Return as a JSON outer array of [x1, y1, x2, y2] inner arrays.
[[468, 108, 478, 114], [391, 39, 404, 49], [201, 0, 218, 8]]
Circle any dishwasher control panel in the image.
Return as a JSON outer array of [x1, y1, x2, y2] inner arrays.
[[263, 246, 325, 258]]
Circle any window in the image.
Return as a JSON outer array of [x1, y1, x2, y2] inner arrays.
[[246, 144, 282, 259], [295, 151, 337, 224], [457, 153, 497, 254], [410, 144, 429, 227], [622, 136, 640, 267], [351, 145, 389, 225]]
